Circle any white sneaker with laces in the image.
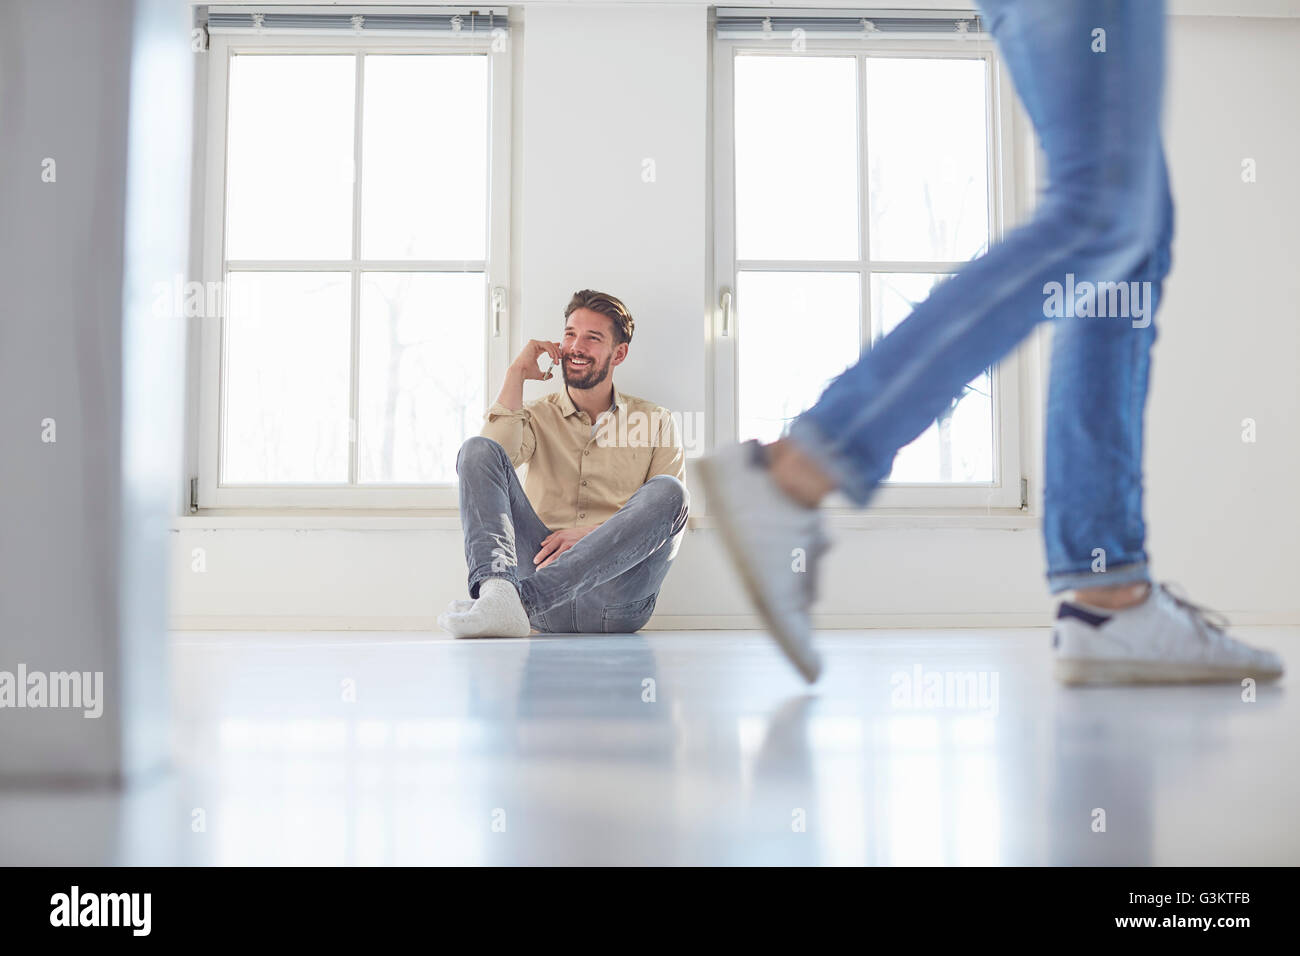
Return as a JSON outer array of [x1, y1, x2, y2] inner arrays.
[[1053, 583, 1284, 685], [697, 440, 827, 683]]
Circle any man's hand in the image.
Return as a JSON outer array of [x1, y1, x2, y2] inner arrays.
[[534, 525, 599, 569], [513, 339, 563, 381], [496, 339, 563, 412]]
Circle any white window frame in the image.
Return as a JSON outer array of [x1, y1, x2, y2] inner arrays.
[[197, 31, 511, 509], [712, 34, 1034, 510]]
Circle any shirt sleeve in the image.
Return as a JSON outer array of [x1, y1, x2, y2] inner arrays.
[[646, 408, 686, 486], [482, 401, 537, 467]]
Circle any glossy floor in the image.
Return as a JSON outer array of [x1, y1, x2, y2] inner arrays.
[[2, 627, 1296, 865]]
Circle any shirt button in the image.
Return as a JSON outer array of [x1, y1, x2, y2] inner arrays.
[[579, 513, 585, 519], [581, 480, 588, 486], [584, 450, 590, 456]]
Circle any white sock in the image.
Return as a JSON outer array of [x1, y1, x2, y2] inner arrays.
[[1071, 584, 1153, 616], [437, 578, 531, 638]]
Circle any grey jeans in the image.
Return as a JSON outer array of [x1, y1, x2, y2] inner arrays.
[[457, 436, 689, 633]]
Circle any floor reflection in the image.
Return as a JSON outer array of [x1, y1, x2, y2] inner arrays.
[[0, 628, 1292, 865]]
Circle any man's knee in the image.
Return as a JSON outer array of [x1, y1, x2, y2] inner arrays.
[[456, 436, 507, 476], [637, 474, 689, 519]]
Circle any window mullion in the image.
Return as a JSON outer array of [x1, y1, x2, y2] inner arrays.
[[348, 51, 365, 487], [857, 53, 874, 349]]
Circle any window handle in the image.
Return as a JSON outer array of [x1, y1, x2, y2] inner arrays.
[[492, 286, 506, 337], [720, 288, 733, 338]]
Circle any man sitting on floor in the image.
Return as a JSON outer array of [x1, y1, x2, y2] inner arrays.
[[439, 289, 688, 638]]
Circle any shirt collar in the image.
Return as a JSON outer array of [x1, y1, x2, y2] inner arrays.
[[559, 385, 626, 420]]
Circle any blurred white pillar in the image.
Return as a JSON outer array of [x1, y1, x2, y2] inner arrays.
[[0, 0, 193, 783]]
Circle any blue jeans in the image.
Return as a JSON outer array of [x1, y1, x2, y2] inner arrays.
[[787, 0, 1174, 594], [456, 436, 689, 632]]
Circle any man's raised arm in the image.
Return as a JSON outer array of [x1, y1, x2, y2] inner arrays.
[[481, 338, 562, 467]]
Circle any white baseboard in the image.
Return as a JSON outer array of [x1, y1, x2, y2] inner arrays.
[[172, 615, 437, 631]]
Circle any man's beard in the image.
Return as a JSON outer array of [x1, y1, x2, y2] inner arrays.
[[562, 353, 612, 390]]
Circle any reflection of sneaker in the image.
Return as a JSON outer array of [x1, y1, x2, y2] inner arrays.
[[1053, 583, 1285, 685], [697, 440, 826, 683]]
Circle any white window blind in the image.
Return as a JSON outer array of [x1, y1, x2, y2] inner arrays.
[[715, 7, 985, 40], [203, 5, 511, 37]]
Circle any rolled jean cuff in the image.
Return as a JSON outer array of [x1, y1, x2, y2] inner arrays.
[[1046, 561, 1151, 596], [786, 415, 879, 507], [468, 564, 518, 600]]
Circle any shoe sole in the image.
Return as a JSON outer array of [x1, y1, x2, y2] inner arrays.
[[1055, 657, 1284, 685], [697, 454, 822, 684]]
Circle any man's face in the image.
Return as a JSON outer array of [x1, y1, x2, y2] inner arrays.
[[561, 308, 626, 389]]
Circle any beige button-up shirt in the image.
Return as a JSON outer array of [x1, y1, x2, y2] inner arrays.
[[481, 385, 686, 530]]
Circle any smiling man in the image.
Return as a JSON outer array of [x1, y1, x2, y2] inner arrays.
[[439, 289, 688, 637]]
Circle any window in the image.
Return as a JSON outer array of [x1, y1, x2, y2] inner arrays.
[[198, 20, 511, 508], [713, 16, 1029, 509]]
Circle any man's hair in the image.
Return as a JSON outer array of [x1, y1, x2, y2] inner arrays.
[[564, 289, 634, 346]]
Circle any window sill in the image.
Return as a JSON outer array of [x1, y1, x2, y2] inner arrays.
[[174, 508, 1039, 532], [693, 509, 1038, 531], [174, 510, 467, 530]]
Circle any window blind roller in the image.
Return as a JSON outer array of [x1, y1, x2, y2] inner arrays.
[[715, 7, 984, 39], [204, 5, 510, 36]]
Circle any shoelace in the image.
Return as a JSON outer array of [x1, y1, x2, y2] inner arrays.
[[1159, 582, 1232, 644]]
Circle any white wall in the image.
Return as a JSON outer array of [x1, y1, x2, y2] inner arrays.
[[171, 5, 1300, 629], [1144, 14, 1300, 617], [517, 4, 708, 426]]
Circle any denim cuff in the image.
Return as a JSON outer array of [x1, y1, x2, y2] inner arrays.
[[1046, 561, 1151, 596], [786, 415, 879, 507], [468, 565, 518, 600]]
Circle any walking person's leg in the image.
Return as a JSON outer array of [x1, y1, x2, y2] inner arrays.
[[1040, 159, 1278, 682], [703, 0, 1281, 684], [702, 0, 1171, 680], [1041, 149, 1171, 600]]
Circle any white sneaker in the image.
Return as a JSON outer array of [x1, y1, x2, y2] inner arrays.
[[1053, 583, 1284, 685], [697, 440, 828, 683]]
